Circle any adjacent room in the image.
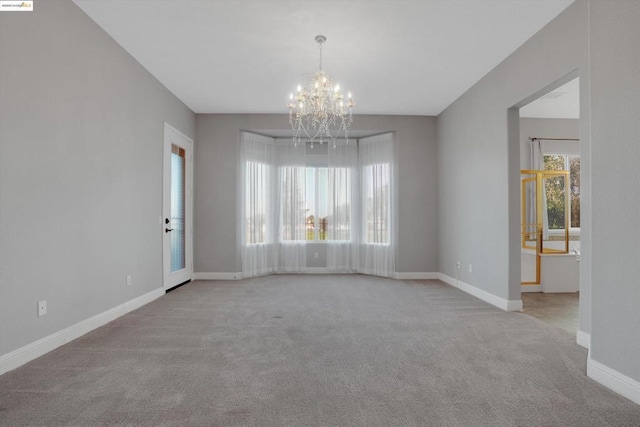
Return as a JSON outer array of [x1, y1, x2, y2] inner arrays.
[[1, 0, 639, 424], [519, 77, 581, 334]]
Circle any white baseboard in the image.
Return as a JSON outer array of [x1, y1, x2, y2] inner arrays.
[[0, 288, 165, 377], [588, 356, 640, 405], [576, 330, 591, 349], [271, 268, 335, 275], [193, 272, 241, 280], [302, 268, 332, 274], [194, 270, 339, 279], [394, 272, 439, 280], [521, 285, 541, 292], [194, 271, 439, 280], [438, 273, 523, 312]]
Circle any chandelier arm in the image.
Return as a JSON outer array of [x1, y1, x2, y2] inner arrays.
[[288, 35, 353, 147]]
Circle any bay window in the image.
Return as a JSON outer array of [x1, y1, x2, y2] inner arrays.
[[240, 132, 395, 278]]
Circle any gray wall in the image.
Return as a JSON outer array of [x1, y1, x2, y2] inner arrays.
[[437, 0, 590, 321], [194, 114, 438, 274], [438, 0, 640, 386], [589, 1, 640, 383], [0, 0, 195, 356]]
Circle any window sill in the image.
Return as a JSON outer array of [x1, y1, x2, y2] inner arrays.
[[548, 228, 581, 236]]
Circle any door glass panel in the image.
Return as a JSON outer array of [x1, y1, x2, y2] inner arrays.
[[171, 144, 186, 272]]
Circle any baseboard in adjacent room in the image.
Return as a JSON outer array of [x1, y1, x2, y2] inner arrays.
[[193, 272, 242, 280], [587, 356, 640, 405], [521, 284, 541, 292], [0, 287, 165, 377], [438, 273, 523, 312], [576, 330, 591, 349]]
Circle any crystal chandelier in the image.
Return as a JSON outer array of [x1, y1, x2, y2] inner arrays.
[[288, 35, 355, 148]]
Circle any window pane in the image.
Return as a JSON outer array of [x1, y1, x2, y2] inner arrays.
[[306, 167, 315, 240], [544, 155, 565, 171], [317, 167, 328, 241], [544, 175, 565, 230], [329, 167, 351, 241], [365, 163, 390, 243], [245, 161, 268, 244], [542, 154, 580, 230], [170, 145, 186, 272], [280, 166, 305, 241], [570, 156, 580, 228]]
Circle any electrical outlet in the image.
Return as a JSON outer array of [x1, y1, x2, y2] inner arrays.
[[37, 300, 47, 317], [126, 275, 132, 286], [314, 252, 319, 259], [455, 261, 461, 269], [468, 264, 473, 273]]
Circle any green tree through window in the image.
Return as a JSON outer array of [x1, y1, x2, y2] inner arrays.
[[305, 167, 328, 241], [543, 155, 580, 229]]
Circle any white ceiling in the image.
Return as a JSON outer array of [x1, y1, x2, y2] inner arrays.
[[520, 77, 579, 119], [73, 0, 574, 116]]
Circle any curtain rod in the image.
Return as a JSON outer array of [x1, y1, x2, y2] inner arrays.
[[529, 137, 580, 141]]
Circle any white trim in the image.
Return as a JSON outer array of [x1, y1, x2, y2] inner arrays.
[[194, 271, 439, 280], [193, 271, 339, 279], [521, 284, 541, 292], [301, 268, 332, 274], [193, 272, 241, 280], [438, 273, 523, 311], [163, 122, 194, 289], [0, 288, 165, 377], [394, 272, 439, 280], [587, 356, 640, 405], [576, 330, 591, 349], [505, 299, 524, 312], [261, 269, 336, 275]]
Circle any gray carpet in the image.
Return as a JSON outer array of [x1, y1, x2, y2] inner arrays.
[[1, 275, 639, 426]]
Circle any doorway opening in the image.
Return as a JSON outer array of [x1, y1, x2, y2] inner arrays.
[[518, 76, 580, 334]]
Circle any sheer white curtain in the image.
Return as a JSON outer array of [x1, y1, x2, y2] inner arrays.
[[327, 140, 358, 272], [240, 132, 275, 277], [274, 141, 307, 272], [240, 133, 308, 277], [530, 139, 549, 239], [359, 133, 395, 277], [241, 132, 395, 278]]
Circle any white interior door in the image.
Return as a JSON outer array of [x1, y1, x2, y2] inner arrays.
[[163, 122, 193, 289]]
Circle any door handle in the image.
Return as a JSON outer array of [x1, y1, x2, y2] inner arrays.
[[165, 228, 174, 233]]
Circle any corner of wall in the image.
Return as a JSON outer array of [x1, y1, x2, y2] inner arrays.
[[0, 288, 164, 377], [438, 273, 522, 312]]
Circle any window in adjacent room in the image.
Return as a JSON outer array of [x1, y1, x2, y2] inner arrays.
[[544, 154, 580, 229]]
